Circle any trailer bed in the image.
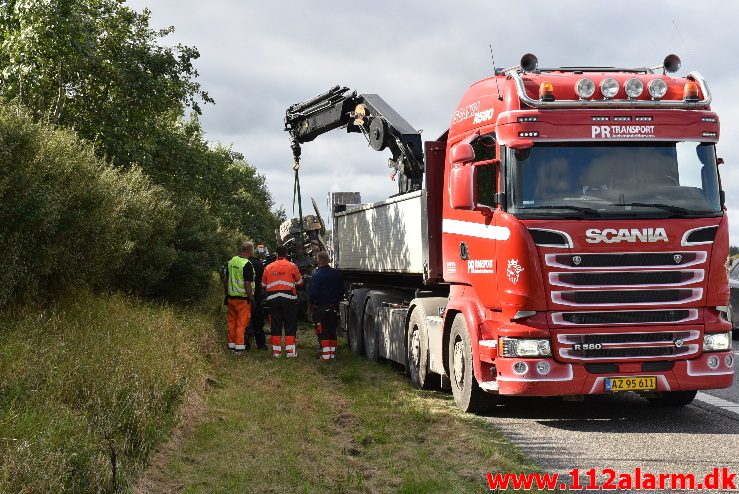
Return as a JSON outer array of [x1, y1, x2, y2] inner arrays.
[[333, 190, 430, 276]]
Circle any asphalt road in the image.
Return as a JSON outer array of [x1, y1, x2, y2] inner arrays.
[[484, 340, 739, 493]]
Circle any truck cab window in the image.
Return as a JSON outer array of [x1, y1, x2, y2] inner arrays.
[[507, 142, 722, 218], [472, 133, 497, 207]]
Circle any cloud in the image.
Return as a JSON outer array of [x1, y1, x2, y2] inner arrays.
[[128, 0, 739, 245]]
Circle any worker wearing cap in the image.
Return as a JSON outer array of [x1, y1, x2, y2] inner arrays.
[[226, 242, 255, 352], [262, 245, 303, 357], [309, 251, 343, 360]]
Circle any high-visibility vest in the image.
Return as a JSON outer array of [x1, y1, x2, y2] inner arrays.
[[262, 258, 303, 301], [227, 256, 255, 297]]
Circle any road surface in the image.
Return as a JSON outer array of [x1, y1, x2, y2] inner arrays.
[[484, 340, 739, 493]]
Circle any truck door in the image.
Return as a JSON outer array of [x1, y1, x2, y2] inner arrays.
[[443, 132, 501, 308]]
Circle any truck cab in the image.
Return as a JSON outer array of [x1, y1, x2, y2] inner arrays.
[[441, 54, 732, 410], [285, 53, 733, 413]]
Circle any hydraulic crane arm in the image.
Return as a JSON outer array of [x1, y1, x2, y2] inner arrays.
[[284, 86, 425, 194]]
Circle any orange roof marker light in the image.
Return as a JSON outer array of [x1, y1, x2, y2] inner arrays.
[[684, 81, 700, 101], [539, 81, 554, 102]]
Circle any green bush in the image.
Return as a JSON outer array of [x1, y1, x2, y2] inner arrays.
[[0, 103, 178, 307], [0, 291, 218, 493], [153, 195, 233, 303]]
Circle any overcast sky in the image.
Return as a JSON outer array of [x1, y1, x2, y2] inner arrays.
[[128, 0, 739, 246]]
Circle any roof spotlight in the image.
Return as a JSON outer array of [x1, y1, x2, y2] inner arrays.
[[624, 78, 644, 98], [600, 78, 619, 99], [575, 78, 596, 99], [648, 79, 668, 99]]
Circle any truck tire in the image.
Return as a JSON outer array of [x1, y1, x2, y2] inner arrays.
[[647, 390, 697, 407], [407, 307, 433, 389], [448, 315, 498, 413], [363, 296, 381, 362], [347, 290, 368, 356]]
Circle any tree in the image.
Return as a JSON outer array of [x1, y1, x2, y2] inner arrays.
[[0, 0, 281, 302], [731, 245, 739, 257], [0, 0, 211, 167], [146, 117, 280, 246]]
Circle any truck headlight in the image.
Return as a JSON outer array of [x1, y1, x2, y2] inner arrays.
[[703, 332, 731, 352], [500, 337, 551, 357]]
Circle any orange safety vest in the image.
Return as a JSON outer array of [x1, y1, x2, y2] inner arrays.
[[262, 258, 303, 301]]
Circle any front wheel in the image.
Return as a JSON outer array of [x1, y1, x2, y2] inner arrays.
[[647, 390, 697, 407], [448, 316, 498, 413], [406, 308, 434, 389]]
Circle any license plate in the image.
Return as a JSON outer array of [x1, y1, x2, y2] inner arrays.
[[605, 376, 657, 392]]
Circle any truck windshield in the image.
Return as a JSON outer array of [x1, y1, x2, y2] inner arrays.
[[506, 142, 722, 218]]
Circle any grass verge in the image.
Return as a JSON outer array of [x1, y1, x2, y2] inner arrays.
[[137, 321, 539, 493], [0, 290, 220, 493]]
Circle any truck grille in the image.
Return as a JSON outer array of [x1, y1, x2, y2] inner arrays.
[[581, 332, 677, 345], [545, 251, 706, 308], [553, 270, 698, 287], [581, 347, 681, 358], [546, 252, 706, 269], [554, 288, 700, 306], [557, 330, 700, 362], [554, 309, 696, 326]]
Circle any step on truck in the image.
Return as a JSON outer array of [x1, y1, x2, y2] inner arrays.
[[284, 53, 733, 413]]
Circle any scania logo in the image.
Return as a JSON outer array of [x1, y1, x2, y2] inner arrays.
[[585, 227, 669, 244], [674, 254, 683, 264], [572, 255, 582, 266], [674, 339, 684, 348]]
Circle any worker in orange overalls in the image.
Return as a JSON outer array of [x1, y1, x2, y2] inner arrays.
[[225, 242, 255, 353], [262, 245, 303, 357]]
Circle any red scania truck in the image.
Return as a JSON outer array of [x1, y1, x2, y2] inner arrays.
[[284, 53, 733, 413]]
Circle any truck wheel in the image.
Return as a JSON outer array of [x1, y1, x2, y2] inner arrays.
[[363, 297, 380, 362], [448, 316, 497, 414], [407, 308, 433, 389], [347, 292, 365, 356], [647, 390, 697, 407]]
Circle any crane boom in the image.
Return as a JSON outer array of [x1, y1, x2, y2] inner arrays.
[[284, 86, 425, 194]]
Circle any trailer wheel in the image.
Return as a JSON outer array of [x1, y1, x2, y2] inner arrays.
[[448, 316, 497, 413], [347, 291, 366, 356], [647, 390, 697, 407], [407, 308, 433, 389], [363, 297, 380, 362]]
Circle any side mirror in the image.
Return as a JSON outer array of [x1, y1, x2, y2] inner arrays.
[[449, 164, 476, 210], [450, 142, 474, 164], [717, 157, 724, 165]]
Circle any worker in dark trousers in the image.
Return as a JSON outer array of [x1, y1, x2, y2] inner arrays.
[[247, 248, 267, 350], [262, 245, 303, 357], [309, 251, 343, 360]]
